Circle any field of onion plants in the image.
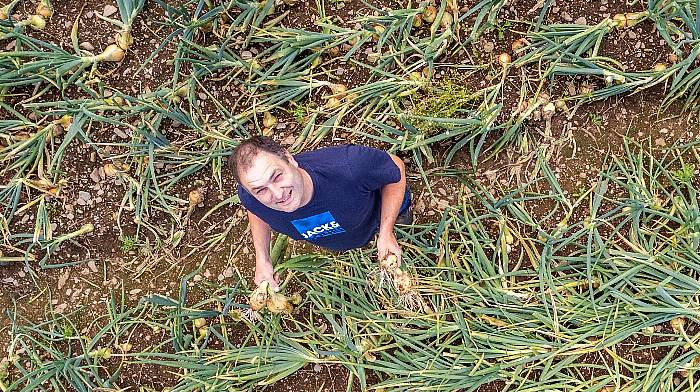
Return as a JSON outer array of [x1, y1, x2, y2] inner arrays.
[[1, 0, 700, 391]]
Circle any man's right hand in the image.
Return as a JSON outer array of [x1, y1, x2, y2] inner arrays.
[[255, 258, 280, 291]]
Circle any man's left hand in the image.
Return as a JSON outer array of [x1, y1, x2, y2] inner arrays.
[[377, 232, 401, 266]]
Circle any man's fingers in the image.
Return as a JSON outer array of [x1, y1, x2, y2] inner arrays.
[[274, 273, 281, 291]]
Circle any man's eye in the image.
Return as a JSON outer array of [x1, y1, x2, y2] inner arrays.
[[274, 174, 282, 182], [256, 188, 266, 195]]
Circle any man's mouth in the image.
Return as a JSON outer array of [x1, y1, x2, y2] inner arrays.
[[277, 189, 292, 205]]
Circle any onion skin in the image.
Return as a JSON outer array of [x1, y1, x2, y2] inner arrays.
[[325, 97, 342, 110], [27, 14, 46, 30], [96, 44, 126, 62], [36, 0, 53, 18], [262, 111, 277, 128], [249, 281, 270, 311], [511, 38, 528, 53], [423, 6, 437, 23], [188, 190, 203, 205], [380, 254, 399, 271], [267, 291, 292, 314], [115, 31, 134, 50], [498, 52, 511, 67]]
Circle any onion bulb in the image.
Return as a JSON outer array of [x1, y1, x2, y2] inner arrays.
[[511, 38, 528, 53], [249, 281, 270, 311], [440, 12, 453, 29], [103, 164, 118, 177], [36, 0, 53, 18], [392, 269, 413, 295], [612, 13, 627, 28], [372, 24, 385, 41], [26, 14, 46, 30], [95, 44, 125, 62], [56, 115, 72, 129], [668, 53, 679, 63], [262, 111, 277, 128], [115, 342, 133, 352], [412, 14, 423, 27], [497, 52, 511, 67], [380, 254, 399, 271], [671, 316, 686, 334], [330, 83, 347, 97], [115, 31, 134, 51], [542, 102, 556, 117], [267, 291, 292, 314], [290, 292, 302, 305], [325, 97, 342, 110], [423, 5, 437, 23], [89, 347, 112, 360], [188, 190, 203, 206], [653, 63, 667, 72]]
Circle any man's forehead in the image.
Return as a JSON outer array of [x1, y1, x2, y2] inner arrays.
[[241, 152, 286, 185]]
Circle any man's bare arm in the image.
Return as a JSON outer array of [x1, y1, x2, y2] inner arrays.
[[377, 154, 406, 263], [248, 211, 279, 289]]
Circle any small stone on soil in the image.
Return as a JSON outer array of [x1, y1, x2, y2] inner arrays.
[[103, 5, 118, 17], [79, 42, 95, 51]]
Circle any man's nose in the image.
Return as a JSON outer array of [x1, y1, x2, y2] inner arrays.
[[270, 185, 284, 200]]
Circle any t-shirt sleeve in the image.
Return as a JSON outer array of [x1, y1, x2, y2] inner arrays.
[[345, 145, 400, 191]]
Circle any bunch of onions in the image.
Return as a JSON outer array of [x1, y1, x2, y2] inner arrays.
[[378, 254, 420, 307], [248, 280, 297, 314]]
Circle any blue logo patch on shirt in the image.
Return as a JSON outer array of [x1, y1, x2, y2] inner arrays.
[[291, 211, 345, 240]]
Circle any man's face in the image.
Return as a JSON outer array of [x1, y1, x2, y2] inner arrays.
[[239, 150, 308, 213]]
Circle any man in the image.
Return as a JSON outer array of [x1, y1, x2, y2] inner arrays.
[[229, 136, 412, 290]]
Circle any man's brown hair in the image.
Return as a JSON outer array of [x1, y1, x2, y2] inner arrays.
[[228, 136, 288, 182]]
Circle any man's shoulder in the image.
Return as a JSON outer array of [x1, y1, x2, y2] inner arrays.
[[296, 144, 385, 165]]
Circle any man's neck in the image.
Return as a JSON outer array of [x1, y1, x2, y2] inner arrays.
[[298, 167, 314, 207]]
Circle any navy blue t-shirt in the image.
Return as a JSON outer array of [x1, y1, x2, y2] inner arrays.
[[238, 145, 410, 251]]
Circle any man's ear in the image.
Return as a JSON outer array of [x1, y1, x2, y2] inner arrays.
[[285, 152, 298, 167]]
